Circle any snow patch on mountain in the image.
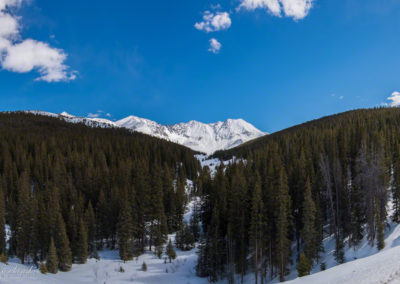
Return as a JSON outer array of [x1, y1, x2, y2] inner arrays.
[[24, 111, 266, 154], [195, 154, 246, 176], [116, 116, 266, 154]]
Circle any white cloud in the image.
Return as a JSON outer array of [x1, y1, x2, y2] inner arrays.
[[88, 110, 110, 118], [3, 39, 76, 82], [87, 112, 101, 118], [387, 91, 400, 107], [0, 0, 76, 82], [237, 0, 314, 20], [208, 38, 222, 54], [195, 11, 231, 33], [238, 0, 281, 16], [280, 0, 313, 20]]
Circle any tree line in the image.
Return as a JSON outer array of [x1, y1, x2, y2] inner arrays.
[[0, 112, 200, 272], [198, 107, 400, 283]]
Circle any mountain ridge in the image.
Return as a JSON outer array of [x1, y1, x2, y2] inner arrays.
[[24, 110, 267, 154]]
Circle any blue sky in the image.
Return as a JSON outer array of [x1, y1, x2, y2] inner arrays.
[[1, 0, 400, 132]]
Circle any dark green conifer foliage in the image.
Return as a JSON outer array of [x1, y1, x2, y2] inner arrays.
[[47, 238, 58, 274], [297, 252, 311, 277], [189, 206, 201, 242], [166, 239, 176, 262], [376, 205, 385, 250], [250, 174, 264, 284], [0, 187, 6, 255], [54, 212, 72, 271], [392, 152, 400, 222], [76, 218, 88, 264], [142, 261, 147, 271], [0, 253, 7, 264], [15, 171, 32, 264], [301, 178, 317, 260], [5, 107, 400, 282], [276, 168, 291, 282], [118, 199, 134, 262], [174, 173, 187, 230], [85, 201, 97, 256], [40, 262, 48, 274], [175, 222, 195, 251]]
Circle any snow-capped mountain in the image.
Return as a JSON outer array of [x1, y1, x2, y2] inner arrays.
[[116, 115, 266, 154], [26, 111, 266, 154]]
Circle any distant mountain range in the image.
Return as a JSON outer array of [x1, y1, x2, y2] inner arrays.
[[26, 111, 267, 154]]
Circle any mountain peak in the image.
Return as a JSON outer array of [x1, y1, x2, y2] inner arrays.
[[60, 111, 75, 118], [115, 115, 266, 154], [27, 111, 266, 154]]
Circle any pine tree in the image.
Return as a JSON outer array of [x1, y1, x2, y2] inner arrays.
[[0, 253, 7, 264], [334, 233, 345, 264], [54, 212, 72, 271], [376, 204, 385, 250], [175, 171, 187, 230], [97, 189, 109, 249], [250, 174, 264, 284], [297, 252, 311, 277], [15, 171, 32, 264], [166, 239, 176, 263], [40, 262, 48, 274], [117, 199, 134, 262], [47, 237, 58, 274], [76, 218, 88, 263], [0, 187, 6, 255], [162, 165, 176, 232], [142, 261, 147, 271], [276, 168, 292, 282], [85, 201, 97, 257], [301, 178, 317, 260], [175, 222, 195, 251], [189, 200, 201, 242], [155, 244, 163, 259], [392, 153, 400, 222]]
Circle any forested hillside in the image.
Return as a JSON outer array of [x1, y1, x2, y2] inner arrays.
[[0, 112, 200, 272], [198, 107, 400, 282], [2, 108, 400, 283]]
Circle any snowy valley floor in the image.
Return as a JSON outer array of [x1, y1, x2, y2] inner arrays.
[[3, 157, 400, 284], [4, 216, 400, 284], [4, 211, 400, 284]]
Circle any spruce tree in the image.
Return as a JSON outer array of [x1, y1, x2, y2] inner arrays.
[[301, 178, 317, 260], [0, 187, 5, 256], [297, 252, 311, 277], [117, 199, 134, 262], [85, 201, 97, 257], [175, 222, 195, 251], [40, 262, 48, 274], [276, 168, 291, 282], [47, 237, 58, 274], [175, 172, 187, 230], [76, 218, 88, 264], [250, 174, 263, 284], [392, 154, 400, 222], [376, 204, 385, 250], [54, 212, 72, 271], [15, 171, 32, 264], [166, 239, 176, 262]]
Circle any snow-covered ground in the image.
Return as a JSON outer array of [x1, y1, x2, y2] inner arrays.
[[286, 245, 400, 284], [5, 216, 400, 284], [0, 180, 208, 284], [0, 247, 206, 284], [195, 154, 246, 176]]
